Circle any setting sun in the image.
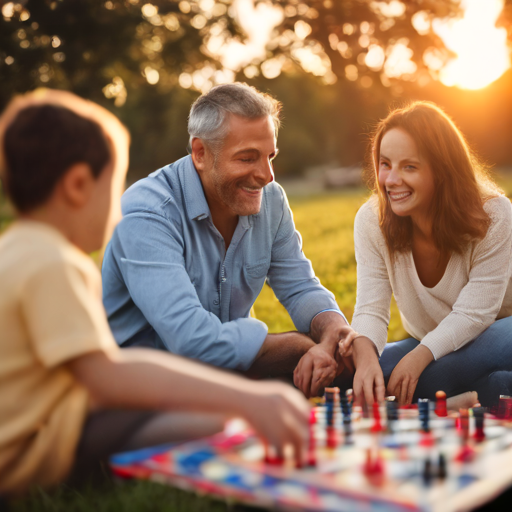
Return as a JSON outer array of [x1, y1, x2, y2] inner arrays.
[[433, 0, 510, 89]]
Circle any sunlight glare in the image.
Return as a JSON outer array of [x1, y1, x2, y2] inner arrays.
[[433, 0, 510, 89]]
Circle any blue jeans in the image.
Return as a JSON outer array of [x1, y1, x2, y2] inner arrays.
[[379, 317, 512, 407]]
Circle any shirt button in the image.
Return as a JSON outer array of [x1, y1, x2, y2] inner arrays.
[[213, 299, 219, 305]]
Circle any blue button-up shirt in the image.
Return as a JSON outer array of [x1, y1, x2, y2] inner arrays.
[[102, 155, 340, 370]]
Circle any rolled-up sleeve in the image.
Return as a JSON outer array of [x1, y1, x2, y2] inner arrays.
[[266, 186, 340, 332], [111, 212, 267, 370]]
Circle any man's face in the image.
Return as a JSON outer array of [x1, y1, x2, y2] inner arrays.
[[197, 114, 278, 217]]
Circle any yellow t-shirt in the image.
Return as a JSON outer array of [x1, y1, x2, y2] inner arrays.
[[0, 221, 118, 494]]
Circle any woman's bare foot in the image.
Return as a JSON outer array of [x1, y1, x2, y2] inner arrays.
[[446, 391, 479, 411]]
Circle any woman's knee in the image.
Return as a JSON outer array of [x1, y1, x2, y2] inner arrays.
[[476, 316, 512, 348], [380, 338, 419, 381]]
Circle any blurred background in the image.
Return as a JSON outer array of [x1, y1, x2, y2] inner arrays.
[[1, 0, 511, 184], [2, 5, 512, 508], [1, 0, 512, 340]]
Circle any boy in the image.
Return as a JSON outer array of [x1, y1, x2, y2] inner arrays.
[[0, 89, 309, 495]]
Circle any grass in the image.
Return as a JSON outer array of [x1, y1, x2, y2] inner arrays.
[[253, 189, 407, 342], [6, 177, 512, 511]]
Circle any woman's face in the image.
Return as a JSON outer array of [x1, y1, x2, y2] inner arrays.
[[378, 128, 435, 222]]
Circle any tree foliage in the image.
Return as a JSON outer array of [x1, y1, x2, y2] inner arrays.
[[1, 0, 510, 178], [0, 0, 465, 107]]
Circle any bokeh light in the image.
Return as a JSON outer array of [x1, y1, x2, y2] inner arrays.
[[433, 0, 510, 89]]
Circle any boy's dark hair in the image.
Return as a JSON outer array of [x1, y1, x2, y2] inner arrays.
[[3, 104, 111, 212]]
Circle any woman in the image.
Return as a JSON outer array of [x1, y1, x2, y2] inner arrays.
[[341, 101, 512, 408]]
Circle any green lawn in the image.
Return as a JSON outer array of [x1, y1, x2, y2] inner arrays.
[[6, 177, 512, 511]]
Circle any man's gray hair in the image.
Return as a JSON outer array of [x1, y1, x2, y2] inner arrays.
[[188, 82, 281, 152]]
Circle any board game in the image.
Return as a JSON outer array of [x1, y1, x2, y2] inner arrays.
[[110, 391, 512, 512]]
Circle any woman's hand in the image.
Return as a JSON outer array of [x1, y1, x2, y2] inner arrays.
[[387, 345, 434, 405], [350, 336, 385, 405], [338, 328, 364, 357]]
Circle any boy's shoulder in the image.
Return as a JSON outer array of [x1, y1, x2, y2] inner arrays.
[[0, 221, 97, 287]]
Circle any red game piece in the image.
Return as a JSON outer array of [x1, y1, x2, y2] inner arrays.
[[435, 390, 448, 417], [455, 409, 475, 462], [326, 426, 339, 449], [363, 447, 385, 486], [473, 407, 485, 443], [307, 409, 317, 467], [419, 431, 435, 447], [371, 402, 383, 432]]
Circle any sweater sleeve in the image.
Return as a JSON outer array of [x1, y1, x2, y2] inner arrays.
[[351, 200, 392, 355], [421, 196, 512, 360]]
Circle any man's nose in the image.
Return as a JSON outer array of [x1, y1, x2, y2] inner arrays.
[[255, 157, 274, 185]]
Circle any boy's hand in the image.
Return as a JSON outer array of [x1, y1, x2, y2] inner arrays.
[[387, 345, 434, 405], [243, 381, 310, 467], [351, 336, 385, 406]]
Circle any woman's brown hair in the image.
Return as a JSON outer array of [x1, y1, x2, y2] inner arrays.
[[366, 101, 502, 256]]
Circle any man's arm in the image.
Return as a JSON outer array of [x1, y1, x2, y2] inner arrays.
[[105, 212, 267, 370], [67, 348, 310, 463], [264, 185, 353, 396], [248, 331, 315, 377]]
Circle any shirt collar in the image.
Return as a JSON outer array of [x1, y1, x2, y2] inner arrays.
[[182, 155, 211, 221]]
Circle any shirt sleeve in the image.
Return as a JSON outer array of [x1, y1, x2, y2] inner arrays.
[[350, 202, 392, 355], [266, 185, 341, 333], [22, 258, 118, 368], [111, 212, 267, 371], [421, 197, 512, 360]]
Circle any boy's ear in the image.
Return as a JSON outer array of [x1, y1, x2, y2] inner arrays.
[[59, 163, 96, 208]]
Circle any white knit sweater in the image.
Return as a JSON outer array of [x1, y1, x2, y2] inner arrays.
[[351, 195, 512, 360]]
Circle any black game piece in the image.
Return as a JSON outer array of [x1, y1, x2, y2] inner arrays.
[[438, 453, 447, 479], [418, 398, 430, 433], [422, 457, 432, 485]]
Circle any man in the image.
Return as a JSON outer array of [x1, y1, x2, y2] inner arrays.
[[102, 82, 357, 397]]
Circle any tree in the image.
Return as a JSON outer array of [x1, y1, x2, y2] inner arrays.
[[3, 1, 509, 178], [0, 0, 462, 107]]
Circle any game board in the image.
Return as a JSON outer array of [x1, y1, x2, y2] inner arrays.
[[110, 392, 512, 512]]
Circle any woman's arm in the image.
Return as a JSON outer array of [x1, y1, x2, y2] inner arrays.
[[421, 196, 512, 360], [347, 202, 393, 404], [388, 197, 512, 404], [350, 201, 393, 355]]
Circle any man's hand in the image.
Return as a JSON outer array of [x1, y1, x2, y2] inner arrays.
[[292, 311, 357, 397], [387, 345, 434, 405], [351, 336, 385, 406], [293, 344, 338, 398]]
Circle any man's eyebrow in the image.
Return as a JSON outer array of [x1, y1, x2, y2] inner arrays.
[[232, 148, 279, 157], [233, 148, 260, 157]]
